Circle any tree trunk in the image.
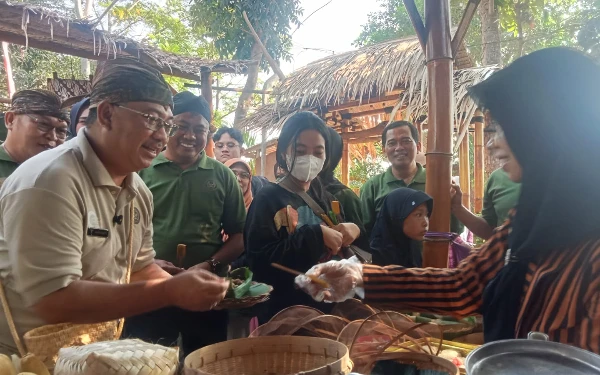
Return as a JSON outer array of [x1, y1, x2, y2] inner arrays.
[[233, 39, 263, 127], [478, 0, 502, 66]]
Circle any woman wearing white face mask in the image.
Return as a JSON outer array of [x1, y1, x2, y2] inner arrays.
[[245, 112, 360, 322]]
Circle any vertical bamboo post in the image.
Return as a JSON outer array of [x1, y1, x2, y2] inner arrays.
[[201, 71, 215, 158], [341, 125, 350, 186], [422, 0, 453, 268], [1, 42, 15, 98], [459, 130, 471, 209], [474, 111, 485, 213]]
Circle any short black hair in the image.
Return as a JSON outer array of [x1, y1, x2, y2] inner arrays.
[[276, 112, 331, 173], [85, 107, 97, 126], [381, 121, 419, 145], [213, 126, 244, 146]]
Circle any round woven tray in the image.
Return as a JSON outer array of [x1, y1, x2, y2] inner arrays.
[[184, 335, 353, 375], [215, 283, 273, 310]]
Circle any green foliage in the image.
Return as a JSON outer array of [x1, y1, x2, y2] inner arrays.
[[354, 0, 600, 65], [334, 142, 388, 191], [188, 0, 303, 70]]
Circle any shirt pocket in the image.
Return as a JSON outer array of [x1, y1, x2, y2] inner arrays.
[[80, 233, 114, 280]]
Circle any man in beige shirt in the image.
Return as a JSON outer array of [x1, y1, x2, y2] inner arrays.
[[0, 58, 229, 355]]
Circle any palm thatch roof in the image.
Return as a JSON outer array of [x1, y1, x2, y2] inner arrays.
[[239, 34, 496, 148], [0, 1, 254, 80]]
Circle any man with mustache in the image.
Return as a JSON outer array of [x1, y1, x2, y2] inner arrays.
[[360, 121, 463, 244], [126, 91, 246, 354], [0, 59, 229, 356], [0, 89, 69, 182]]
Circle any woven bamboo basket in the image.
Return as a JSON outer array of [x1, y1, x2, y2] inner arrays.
[[54, 339, 179, 375], [184, 336, 353, 375]]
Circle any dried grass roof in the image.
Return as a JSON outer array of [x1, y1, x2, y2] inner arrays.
[[239, 35, 496, 146], [0, 1, 254, 80]]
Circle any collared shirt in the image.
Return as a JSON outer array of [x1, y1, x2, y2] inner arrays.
[[0, 132, 155, 355], [360, 164, 463, 237], [482, 168, 521, 228], [139, 152, 246, 268], [0, 145, 18, 184], [363, 217, 600, 353]]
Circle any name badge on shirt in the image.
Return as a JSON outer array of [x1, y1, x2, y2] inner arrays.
[[87, 227, 109, 238]]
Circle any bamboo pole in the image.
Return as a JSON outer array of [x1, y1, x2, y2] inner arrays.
[[1, 42, 15, 98], [422, 0, 453, 268], [459, 130, 471, 209], [474, 111, 485, 213], [341, 125, 350, 186], [201, 71, 215, 158]]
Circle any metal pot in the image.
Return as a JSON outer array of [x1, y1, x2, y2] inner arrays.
[[465, 332, 600, 375]]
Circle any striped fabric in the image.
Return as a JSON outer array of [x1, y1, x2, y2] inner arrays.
[[362, 218, 600, 353]]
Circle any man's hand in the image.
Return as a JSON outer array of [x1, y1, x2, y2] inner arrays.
[[154, 259, 184, 275], [450, 182, 464, 210], [165, 269, 229, 311], [333, 223, 360, 247], [188, 261, 212, 272]]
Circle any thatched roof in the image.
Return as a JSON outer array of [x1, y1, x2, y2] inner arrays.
[[238, 34, 496, 145], [0, 1, 254, 80]]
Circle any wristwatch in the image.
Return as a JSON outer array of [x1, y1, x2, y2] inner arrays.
[[206, 258, 220, 273]]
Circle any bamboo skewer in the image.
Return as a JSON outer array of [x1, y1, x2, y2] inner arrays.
[[271, 263, 330, 288]]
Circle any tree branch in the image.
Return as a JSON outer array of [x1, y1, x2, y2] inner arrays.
[[242, 11, 286, 81], [91, 0, 121, 28]]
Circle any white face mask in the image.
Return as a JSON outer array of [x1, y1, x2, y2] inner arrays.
[[286, 154, 325, 182]]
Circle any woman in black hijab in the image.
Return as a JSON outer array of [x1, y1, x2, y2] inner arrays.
[[370, 188, 432, 267], [297, 47, 600, 352]]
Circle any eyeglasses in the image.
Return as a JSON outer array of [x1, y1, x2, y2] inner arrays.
[[232, 170, 251, 180], [215, 141, 240, 150], [171, 124, 209, 138], [114, 104, 174, 135], [25, 114, 69, 140], [386, 138, 414, 148]]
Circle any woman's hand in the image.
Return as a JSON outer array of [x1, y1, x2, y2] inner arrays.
[[333, 223, 360, 247], [295, 259, 364, 303], [322, 226, 343, 254]]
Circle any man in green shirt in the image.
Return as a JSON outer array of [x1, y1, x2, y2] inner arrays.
[[125, 91, 246, 354], [0, 89, 69, 181], [360, 121, 463, 239]]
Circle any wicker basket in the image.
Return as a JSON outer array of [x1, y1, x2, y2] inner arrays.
[[184, 336, 353, 375], [54, 339, 179, 375]]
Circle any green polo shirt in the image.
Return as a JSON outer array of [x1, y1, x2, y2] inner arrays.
[[360, 164, 463, 236], [139, 151, 246, 268], [0, 145, 18, 183], [482, 168, 521, 228]]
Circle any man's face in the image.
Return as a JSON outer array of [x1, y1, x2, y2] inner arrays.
[[166, 112, 209, 165], [105, 101, 172, 172], [5, 112, 68, 161], [214, 133, 242, 163], [384, 126, 418, 169]]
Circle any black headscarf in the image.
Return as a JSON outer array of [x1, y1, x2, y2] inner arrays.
[[10, 89, 69, 124], [370, 188, 433, 267], [471, 48, 600, 341], [318, 126, 347, 195], [69, 97, 90, 136]]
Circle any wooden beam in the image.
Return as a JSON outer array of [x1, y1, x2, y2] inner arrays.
[[473, 111, 485, 213], [184, 83, 272, 95], [325, 94, 401, 113], [341, 126, 350, 186], [403, 0, 427, 52], [201, 71, 215, 158], [341, 122, 386, 142], [422, 0, 452, 268], [451, 0, 481, 57], [459, 131, 471, 209], [0, 97, 10, 104]]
